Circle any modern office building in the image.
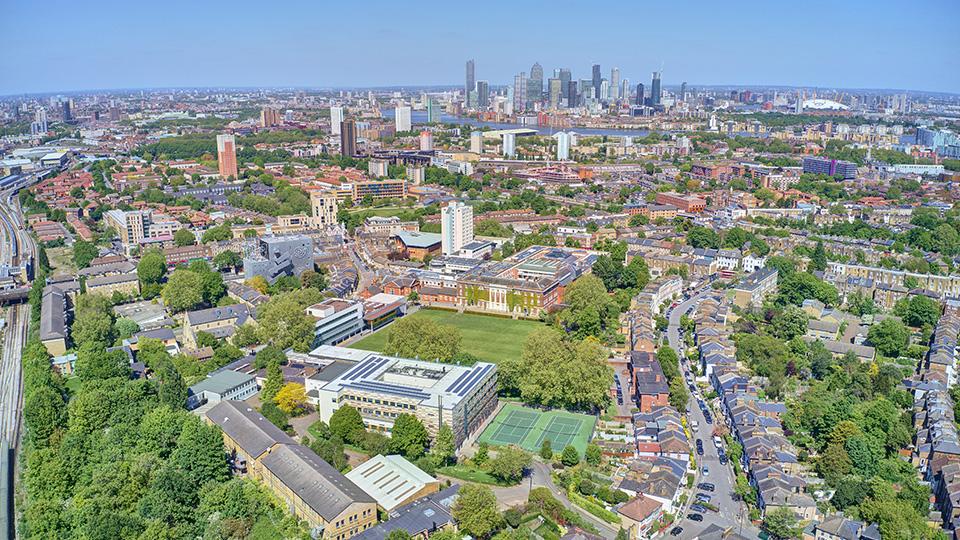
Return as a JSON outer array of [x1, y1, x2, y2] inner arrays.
[[528, 62, 543, 103], [441, 201, 474, 256], [548, 78, 562, 109], [310, 190, 339, 228], [394, 105, 411, 132], [62, 100, 72, 122], [556, 132, 571, 160], [330, 106, 344, 136], [216, 134, 238, 179], [801, 156, 857, 180], [340, 119, 357, 157], [679, 82, 687, 102], [32, 107, 48, 134], [650, 72, 662, 106], [312, 347, 498, 448], [513, 72, 527, 112], [567, 80, 579, 107], [425, 97, 441, 123], [636, 83, 645, 106], [611, 67, 621, 100], [592, 64, 602, 101], [465, 59, 475, 100], [476, 80, 489, 108], [502, 132, 516, 158], [307, 298, 364, 346], [559, 68, 572, 100]]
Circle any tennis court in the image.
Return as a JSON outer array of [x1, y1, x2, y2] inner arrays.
[[478, 403, 596, 455]]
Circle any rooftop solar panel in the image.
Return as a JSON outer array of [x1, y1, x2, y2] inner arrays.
[[444, 369, 472, 392], [345, 380, 431, 401], [349, 356, 389, 381], [341, 356, 375, 381], [456, 363, 494, 396]]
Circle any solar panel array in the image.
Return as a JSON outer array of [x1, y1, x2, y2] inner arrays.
[[345, 380, 432, 401], [448, 363, 493, 397], [343, 355, 391, 382]]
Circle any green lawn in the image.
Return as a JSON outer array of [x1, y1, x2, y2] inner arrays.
[[351, 308, 543, 364], [348, 206, 410, 218]]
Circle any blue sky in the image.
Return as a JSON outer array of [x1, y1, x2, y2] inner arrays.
[[2, 0, 958, 95]]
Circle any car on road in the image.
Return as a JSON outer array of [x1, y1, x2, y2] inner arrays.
[[670, 527, 683, 536], [698, 482, 715, 491], [687, 513, 704, 521], [690, 503, 708, 513], [719, 454, 728, 465], [696, 493, 712, 503], [702, 466, 710, 476], [713, 436, 723, 447]]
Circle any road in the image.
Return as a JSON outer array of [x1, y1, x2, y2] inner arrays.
[[665, 289, 758, 539]]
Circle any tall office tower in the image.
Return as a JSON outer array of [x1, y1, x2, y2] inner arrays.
[[528, 62, 544, 103], [260, 107, 280, 127], [476, 81, 489, 108], [621, 79, 630, 102], [340, 119, 356, 157], [440, 201, 474, 256], [216, 134, 238, 179], [650, 72, 662, 106], [548, 78, 562, 109], [556, 132, 571, 160], [34, 108, 48, 133], [600, 80, 610, 101], [470, 131, 483, 153], [679, 82, 688, 102], [513, 73, 527, 112], [426, 97, 441, 123], [62, 100, 72, 122], [310, 190, 339, 228], [395, 105, 412, 132], [567, 81, 579, 108], [419, 131, 433, 151], [611, 68, 621, 100], [636, 83, 645, 106], [465, 59, 475, 99], [109, 107, 120, 121], [330, 106, 344, 135], [502, 133, 516, 158], [592, 64, 602, 101], [795, 90, 803, 113], [559, 69, 572, 100]]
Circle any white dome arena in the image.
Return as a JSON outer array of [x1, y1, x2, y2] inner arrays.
[[801, 98, 849, 110]]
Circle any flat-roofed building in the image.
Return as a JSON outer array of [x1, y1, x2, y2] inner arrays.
[[315, 346, 498, 448], [345, 454, 441, 512], [86, 272, 140, 297], [307, 298, 364, 346], [654, 192, 706, 213], [731, 267, 778, 308], [187, 370, 258, 410]]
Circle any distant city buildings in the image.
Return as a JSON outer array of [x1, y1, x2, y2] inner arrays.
[[243, 234, 315, 284], [556, 131, 571, 160], [340, 119, 357, 157], [801, 155, 857, 180], [394, 105, 411, 132], [310, 190, 339, 228], [502, 132, 516, 158], [260, 106, 280, 128], [330, 106, 344, 136]]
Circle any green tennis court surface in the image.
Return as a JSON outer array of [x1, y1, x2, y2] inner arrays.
[[478, 403, 596, 455]]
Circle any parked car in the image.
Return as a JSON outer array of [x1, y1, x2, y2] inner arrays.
[[690, 503, 708, 513], [719, 454, 728, 465], [687, 513, 704, 521], [670, 527, 684, 536], [702, 466, 710, 476], [696, 493, 712, 502], [698, 482, 715, 491]]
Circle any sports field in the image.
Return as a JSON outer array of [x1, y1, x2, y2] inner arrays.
[[478, 403, 596, 455], [350, 309, 543, 364]]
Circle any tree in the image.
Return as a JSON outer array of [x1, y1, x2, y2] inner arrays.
[[173, 228, 196, 247], [585, 444, 602, 466], [329, 405, 366, 445], [246, 275, 269, 294], [212, 250, 242, 271], [893, 295, 941, 328], [452, 484, 503, 539], [776, 272, 839, 307], [556, 274, 620, 340], [561, 445, 580, 466], [300, 269, 328, 291], [260, 360, 283, 403], [201, 224, 232, 244], [383, 316, 462, 362], [867, 318, 910, 358], [273, 383, 308, 415], [23, 385, 65, 447], [75, 342, 130, 382], [387, 531, 412, 540], [390, 414, 430, 459], [669, 377, 689, 410], [846, 291, 877, 316], [763, 507, 801, 540], [138, 248, 167, 292], [162, 269, 205, 312], [810, 240, 828, 272], [72, 240, 98, 269], [71, 294, 116, 348], [540, 438, 553, 460], [170, 416, 230, 488], [510, 328, 611, 410], [771, 306, 808, 340], [115, 317, 139, 340], [430, 424, 456, 466], [687, 226, 720, 249], [488, 446, 531, 483], [256, 289, 324, 352]]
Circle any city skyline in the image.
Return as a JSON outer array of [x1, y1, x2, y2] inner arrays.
[[2, 0, 958, 96]]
